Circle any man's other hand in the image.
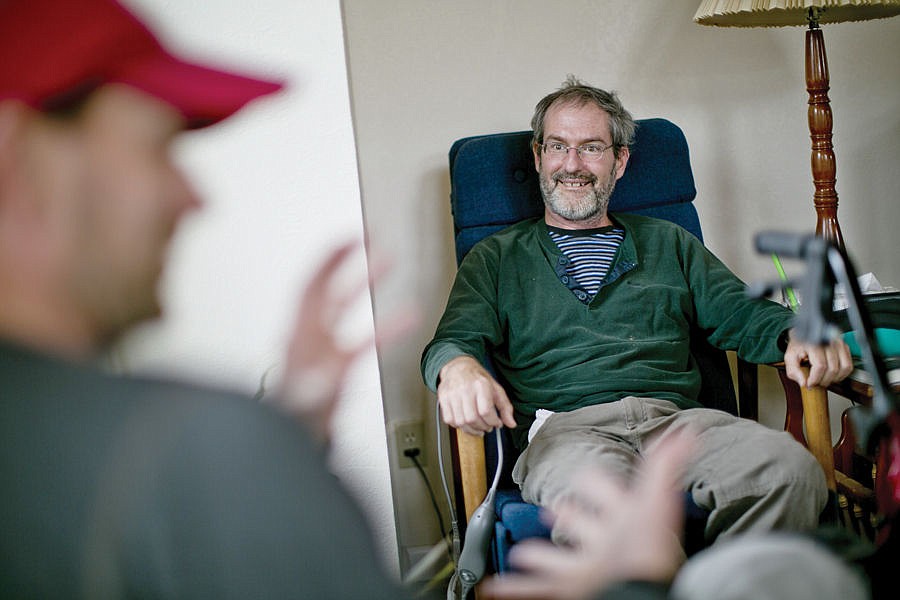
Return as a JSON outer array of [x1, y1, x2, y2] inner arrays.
[[783, 328, 853, 389]]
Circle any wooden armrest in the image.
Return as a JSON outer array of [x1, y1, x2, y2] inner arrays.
[[454, 429, 488, 522], [798, 382, 837, 491], [775, 363, 838, 491]]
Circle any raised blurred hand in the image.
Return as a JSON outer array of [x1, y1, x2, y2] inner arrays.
[[271, 241, 416, 443]]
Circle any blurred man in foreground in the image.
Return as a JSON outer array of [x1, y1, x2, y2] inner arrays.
[[0, 0, 408, 597]]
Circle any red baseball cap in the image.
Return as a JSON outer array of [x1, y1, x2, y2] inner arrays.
[[0, 0, 284, 129]]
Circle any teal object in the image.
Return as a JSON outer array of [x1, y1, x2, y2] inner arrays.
[[842, 328, 900, 357]]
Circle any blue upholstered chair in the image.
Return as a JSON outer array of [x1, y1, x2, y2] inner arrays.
[[446, 118, 766, 573]]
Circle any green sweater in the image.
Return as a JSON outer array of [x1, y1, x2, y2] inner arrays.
[[422, 213, 794, 449]]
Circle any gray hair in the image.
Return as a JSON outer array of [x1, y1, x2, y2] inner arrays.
[[531, 75, 636, 158]]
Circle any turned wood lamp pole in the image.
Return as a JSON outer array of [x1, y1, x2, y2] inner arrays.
[[805, 8, 844, 249], [694, 0, 900, 491], [694, 1, 900, 249]]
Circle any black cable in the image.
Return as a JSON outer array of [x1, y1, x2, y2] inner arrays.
[[406, 448, 451, 558]]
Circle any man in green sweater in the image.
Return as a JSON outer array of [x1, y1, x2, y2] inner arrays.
[[422, 77, 853, 545]]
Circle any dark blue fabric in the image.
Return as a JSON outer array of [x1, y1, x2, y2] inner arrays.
[[491, 489, 710, 572], [496, 490, 547, 541], [449, 118, 701, 264]]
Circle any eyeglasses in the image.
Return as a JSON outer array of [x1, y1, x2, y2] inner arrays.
[[539, 141, 613, 162]]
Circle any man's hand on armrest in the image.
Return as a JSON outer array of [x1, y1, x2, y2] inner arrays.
[[437, 355, 516, 435], [782, 328, 853, 389]]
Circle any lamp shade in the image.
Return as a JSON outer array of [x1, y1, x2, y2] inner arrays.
[[694, 0, 900, 26]]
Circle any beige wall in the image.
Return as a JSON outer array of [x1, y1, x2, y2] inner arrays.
[[343, 0, 900, 571], [115, 0, 399, 574]]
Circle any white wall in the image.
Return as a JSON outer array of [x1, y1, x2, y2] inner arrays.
[[113, 0, 399, 575], [343, 0, 900, 570]]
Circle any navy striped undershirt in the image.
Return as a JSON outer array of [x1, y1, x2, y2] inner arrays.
[[548, 225, 625, 299]]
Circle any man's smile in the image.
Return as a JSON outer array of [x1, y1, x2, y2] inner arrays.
[[554, 174, 594, 189]]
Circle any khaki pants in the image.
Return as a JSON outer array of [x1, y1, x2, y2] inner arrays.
[[512, 397, 827, 543]]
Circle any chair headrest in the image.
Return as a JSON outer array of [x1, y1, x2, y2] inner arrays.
[[449, 118, 700, 261]]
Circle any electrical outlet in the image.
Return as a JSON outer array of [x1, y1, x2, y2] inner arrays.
[[396, 421, 426, 468]]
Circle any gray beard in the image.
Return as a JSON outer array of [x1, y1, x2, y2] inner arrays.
[[540, 169, 617, 222]]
